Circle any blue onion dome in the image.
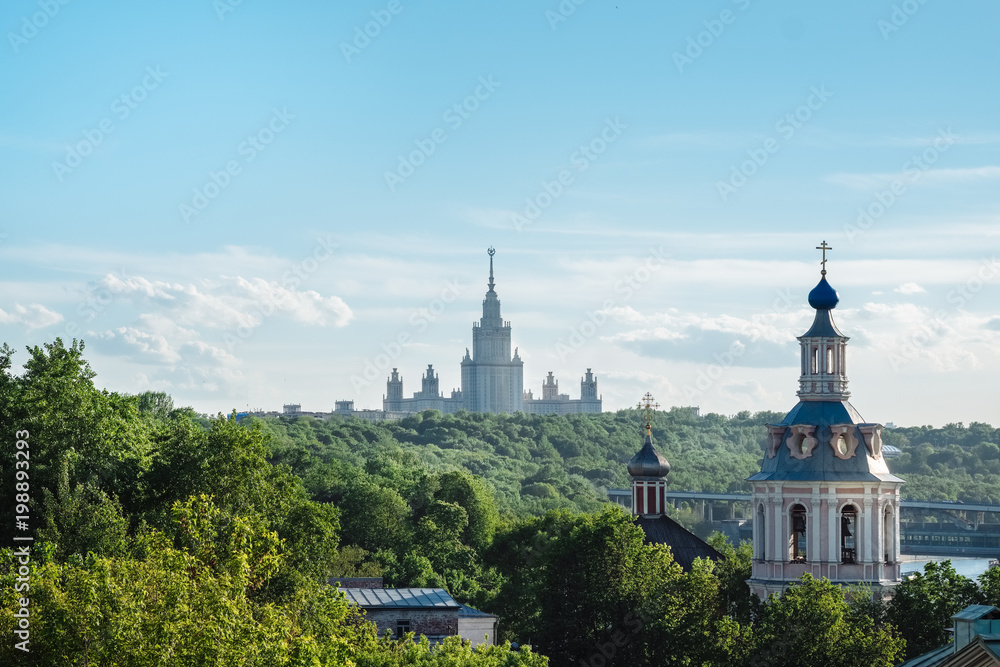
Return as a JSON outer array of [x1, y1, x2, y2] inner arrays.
[[627, 434, 671, 478], [808, 276, 839, 310]]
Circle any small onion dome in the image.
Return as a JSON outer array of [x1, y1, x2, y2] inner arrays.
[[808, 276, 840, 310], [627, 434, 671, 478]]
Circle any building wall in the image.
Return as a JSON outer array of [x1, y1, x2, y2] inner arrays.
[[748, 480, 902, 598], [522, 397, 602, 415], [459, 617, 497, 647], [365, 608, 459, 640], [461, 360, 523, 414]]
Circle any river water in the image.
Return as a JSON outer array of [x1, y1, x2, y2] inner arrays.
[[901, 556, 994, 580]]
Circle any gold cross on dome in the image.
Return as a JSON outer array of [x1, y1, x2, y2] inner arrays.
[[816, 240, 832, 275], [637, 392, 659, 435]]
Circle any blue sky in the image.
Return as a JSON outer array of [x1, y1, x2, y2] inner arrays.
[[1, 1, 999, 426]]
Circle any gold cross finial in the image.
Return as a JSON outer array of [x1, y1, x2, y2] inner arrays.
[[637, 392, 659, 436], [816, 240, 832, 276]]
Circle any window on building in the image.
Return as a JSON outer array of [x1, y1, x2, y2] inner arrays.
[[841, 506, 857, 563], [396, 619, 412, 638], [811, 348, 818, 374], [790, 504, 807, 562]]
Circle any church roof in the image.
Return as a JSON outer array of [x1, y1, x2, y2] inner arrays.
[[634, 515, 722, 571], [799, 307, 846, 338], [748, 400, 903, 483], [627, 433, 671, 478], [807, 275, 840, 310]]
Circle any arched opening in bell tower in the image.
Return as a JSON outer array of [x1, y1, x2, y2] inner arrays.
[[840, 505, 857, 563], [883, 506, 895, 564], [789, 504, 808, 562]]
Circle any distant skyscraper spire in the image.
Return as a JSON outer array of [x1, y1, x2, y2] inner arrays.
[[487, 246, 496, 292]]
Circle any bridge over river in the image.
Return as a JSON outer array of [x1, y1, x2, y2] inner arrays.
[[607, 490, 1000, 558]]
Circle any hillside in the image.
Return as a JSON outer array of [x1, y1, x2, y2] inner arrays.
[[255, 407, 783, 518], [258, 409, 1000, 514]]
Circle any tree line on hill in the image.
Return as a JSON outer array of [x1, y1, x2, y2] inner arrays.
[[3, 338, 1000, 665]]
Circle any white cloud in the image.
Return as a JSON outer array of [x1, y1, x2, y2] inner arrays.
[[827, 166, 1000, 191], [0, 303, 64, 330], [894, 282, 926, 295], [98, 273, 353, 330], [853, 302, 996, 373]]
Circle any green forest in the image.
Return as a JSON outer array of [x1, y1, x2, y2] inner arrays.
[[3, 339, 1000, 666]]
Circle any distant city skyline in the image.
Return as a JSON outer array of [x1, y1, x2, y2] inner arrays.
[[1, 2, 998, 427]]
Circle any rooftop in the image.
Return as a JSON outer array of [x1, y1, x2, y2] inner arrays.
[[339, 587, 461, 609]]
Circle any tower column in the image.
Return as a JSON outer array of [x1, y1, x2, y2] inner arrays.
[[827, 495, 838, 563]]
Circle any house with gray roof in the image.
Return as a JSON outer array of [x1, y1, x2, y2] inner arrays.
[[338, 584, 497, 646]]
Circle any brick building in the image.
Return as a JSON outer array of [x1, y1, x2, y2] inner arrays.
[[338, 585, 497, 646]]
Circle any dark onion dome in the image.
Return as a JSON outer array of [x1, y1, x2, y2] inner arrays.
[[627, 434, 671, 478], [808, 276, 840, 310]]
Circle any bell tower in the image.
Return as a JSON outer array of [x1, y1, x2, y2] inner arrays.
[[628, 393, 670, 516], [747, 242, 904, 599]]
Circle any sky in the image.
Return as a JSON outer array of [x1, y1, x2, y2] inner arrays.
[[1, 1, 999, 427]]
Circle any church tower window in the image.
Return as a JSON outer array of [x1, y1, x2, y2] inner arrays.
[[883, 506, 895, 564], [790, 504, 808, 562], [841, 505, 857, 563]]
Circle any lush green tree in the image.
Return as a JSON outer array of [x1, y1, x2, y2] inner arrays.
[[751, 574, 904, 667], [487, 506, 747, 667], [435, 470, 499, 551], [338, 479, 411, 553], [979, 564, 1000, 607], [142, 412, 307, 531], [272, 499, 341, 587], [358, 635, 548, 667], [134, 390, 174, 420], [707, 533, 759, 624], [887, 560, 982, 660], [0, 339, 155, 543], [37, 455, 129, 560]]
